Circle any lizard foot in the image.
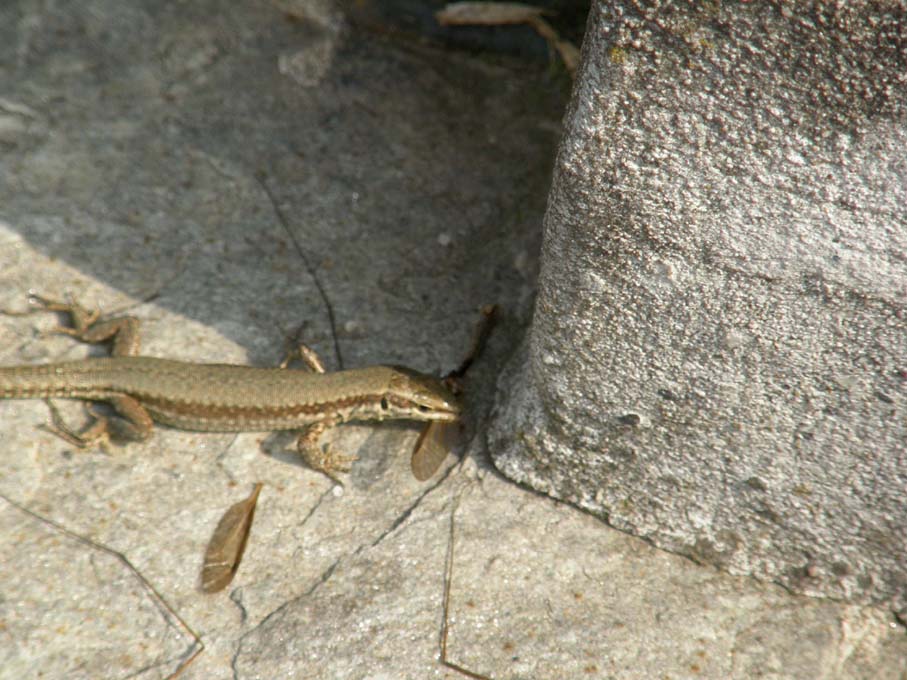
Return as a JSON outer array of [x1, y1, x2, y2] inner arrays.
[[298, 441, 358, 484]]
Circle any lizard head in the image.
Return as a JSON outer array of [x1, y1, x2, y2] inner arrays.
[[382, 367, 461, 422]]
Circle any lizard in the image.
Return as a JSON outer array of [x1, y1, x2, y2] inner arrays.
[[0, 294, 460, 482]]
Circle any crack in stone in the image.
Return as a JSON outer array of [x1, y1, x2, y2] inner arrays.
[[255, 173, 344, 370], [229, 588, 249, 626], [231, 524, 345, 677], [230, 465, 462, 675], [370, 462, 459, 549]]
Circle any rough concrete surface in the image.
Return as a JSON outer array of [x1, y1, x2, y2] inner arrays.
[[489, 0, 907, 613], [0, 1, 904, 679]]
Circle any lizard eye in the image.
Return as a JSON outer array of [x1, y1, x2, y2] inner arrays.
[[380, 398, 389, 410]]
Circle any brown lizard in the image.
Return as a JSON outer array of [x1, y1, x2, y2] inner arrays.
[[0, 295, 460, 481]]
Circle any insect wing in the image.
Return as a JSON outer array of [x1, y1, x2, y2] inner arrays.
[[411, 421, 460, 481], [201, 483, 263, 593]]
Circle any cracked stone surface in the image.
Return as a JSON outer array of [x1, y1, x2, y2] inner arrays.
[[0, 2, 904, 679]]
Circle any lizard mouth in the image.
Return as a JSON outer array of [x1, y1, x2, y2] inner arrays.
[[417, 406, 459, 422], [383, 393, 460, 421]]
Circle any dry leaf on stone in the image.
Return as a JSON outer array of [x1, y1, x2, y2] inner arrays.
[[436, 1, 552, 25], [436, 2, 579, 77], [201, 483, 263, 593]]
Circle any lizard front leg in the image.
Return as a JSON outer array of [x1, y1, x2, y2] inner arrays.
[[296, 417, 358, 483], [8, 294, 152, 447], [279, 343, 326, 373], [282, 341, 355, 482]]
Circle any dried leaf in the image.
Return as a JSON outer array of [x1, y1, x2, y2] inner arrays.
[[412, 421, 461, 481], [552, 38, 580, 74], [201, 483, 263, 593], [436, 2, 551, 26], [525, 15, 580, 75], [436, 3, 579, 78]]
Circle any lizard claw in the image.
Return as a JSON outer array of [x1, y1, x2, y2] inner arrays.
[[299, 442, 358, 484], [40, 399, 113, 451]]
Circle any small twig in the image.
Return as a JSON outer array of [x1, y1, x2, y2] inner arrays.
[[436, 3, 579, 77], [0, 492, 204, 679], [439, 492, 493, 680], [447, 304, 498, 383]]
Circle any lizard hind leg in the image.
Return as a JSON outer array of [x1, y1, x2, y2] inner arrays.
[[41, 399, 114, 451], [25, 294, 142, 357], [41, 395, 154, 451]]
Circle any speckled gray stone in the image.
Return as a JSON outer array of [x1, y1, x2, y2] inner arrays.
[[489, 0, 907, 610]]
